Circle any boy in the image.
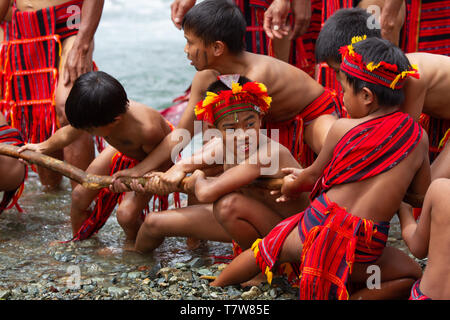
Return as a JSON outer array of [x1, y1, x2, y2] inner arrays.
[[111, 0, 345, 190], [133, 76, 309, 262], [18, 71, 178, 247], [211, 38, 427, 300], [0, 113, 27, 215], [316, 8, 450, 176], [398, 179, 450, 300]]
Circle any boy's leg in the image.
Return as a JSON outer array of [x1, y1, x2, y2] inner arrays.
[[115, 190, 152, 249], [213, 192, 286, 250], [70, 146, 117, 235], [135, 204, 231, 253], [212, 221, 303, 287], [348, 246, 422, 300], [54, 36, 96, 189]]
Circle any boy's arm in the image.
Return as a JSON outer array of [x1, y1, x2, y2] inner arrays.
[[193, 162, 262, 203], [398, 192, 432, 260], [280, 119, 349, 199], [405, 130, 431, 206], [18, 125, 83, 154]]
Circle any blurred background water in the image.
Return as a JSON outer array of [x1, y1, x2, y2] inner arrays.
[[94, 0, 195, 110]]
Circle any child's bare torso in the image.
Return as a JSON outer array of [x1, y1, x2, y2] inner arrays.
[[325, 116, 427, 223], [105, 102, 172, 163], [406, 52, 450, 119]]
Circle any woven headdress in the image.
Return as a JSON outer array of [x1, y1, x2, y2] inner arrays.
[[339, 36, 420, 90], [194, 75, 272, 125]]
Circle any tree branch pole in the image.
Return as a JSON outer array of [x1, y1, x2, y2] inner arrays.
[[0, 143, 283, 194]]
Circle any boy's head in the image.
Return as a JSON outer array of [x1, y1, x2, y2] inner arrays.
[[65, 71, 129, 134], [195, 75, 272, 156], [339, 37, 419, 117], [182, 0, 246, 70], [315, 8, 381, 73]]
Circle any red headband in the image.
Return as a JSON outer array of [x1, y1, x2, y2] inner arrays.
[[339, 37, 420, 90]]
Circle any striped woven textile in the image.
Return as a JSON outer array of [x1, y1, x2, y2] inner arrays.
[[263, 88, 345, 167], [251, 192, 390, 298], [234, 0, 322, 76], [401, 0, 450, 56], [409, 279, 432, 300], [0, 124, 27, 214], [311, 111, 423, 200]]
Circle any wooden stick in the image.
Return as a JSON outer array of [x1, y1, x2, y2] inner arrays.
[[0, 143, 283, 194]]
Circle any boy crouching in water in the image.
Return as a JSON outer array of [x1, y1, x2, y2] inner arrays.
[[211, 38, 428, 300], [19, 71, 178, 247], [133, 76, 310, 265]]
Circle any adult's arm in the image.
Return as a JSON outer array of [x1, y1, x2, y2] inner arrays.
[[170, 0, 196, 29], [0, 0, 11, 21], [63, 0, 105, 85], [379, 0, 404, 45]]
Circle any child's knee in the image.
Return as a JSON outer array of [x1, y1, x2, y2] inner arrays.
[[213, 193, 243, 222]]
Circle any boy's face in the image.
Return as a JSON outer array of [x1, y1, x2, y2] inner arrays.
[[184, 29, 215, 71], [84, 125, 112, 138], [216, 110, 261, 161]]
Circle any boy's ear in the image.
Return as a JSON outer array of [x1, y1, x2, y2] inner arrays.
[[112, 114, 123, 125], [361, 87, 375, 106], [212, 41, 225, 57]]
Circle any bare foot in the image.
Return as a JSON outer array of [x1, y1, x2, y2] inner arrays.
[[97, 247, 122, 256], [240, 273, 266, 288], [186, 237, 203, 250]]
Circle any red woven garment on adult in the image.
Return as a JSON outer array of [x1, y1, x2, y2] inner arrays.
[[0, 5, 62, 143], [310, 111, 423, 200], [0, 124, 27, 214]]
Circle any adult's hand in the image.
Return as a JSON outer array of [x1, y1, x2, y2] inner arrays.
[[289, 0, 311, 40], [263, 0, 291, 39], [63, 41, 92, 86], [171, 0, 196, 29]]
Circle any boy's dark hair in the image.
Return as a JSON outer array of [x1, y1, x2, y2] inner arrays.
[[206, 76, 252, 95], [65, 71, 129, 129], [315, 8, 381, 64], [343, 38, 412, 107], [182, 0, 246, 54]]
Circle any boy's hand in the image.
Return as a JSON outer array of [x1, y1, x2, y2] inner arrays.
[[271, 167, 305, 202], [111, 167, 144, 193], [183, 169, 205, 194], [158, 165, 187, 192], [17, 142, 50, 155]]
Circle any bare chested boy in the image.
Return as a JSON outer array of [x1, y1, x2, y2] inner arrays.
[[316, 7, 450, 181], [133, 76, 309, 254], [19, 71, 175, 247], [0, 0, 104, 189], [398, 179, 450, 300], [212, 37, 426, 300]]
